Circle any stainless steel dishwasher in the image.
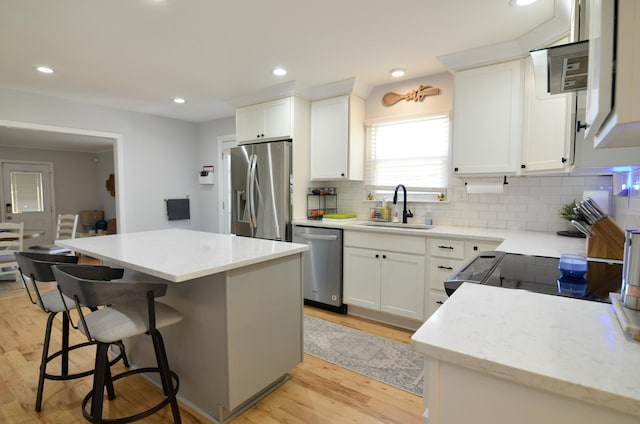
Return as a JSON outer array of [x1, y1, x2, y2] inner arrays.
[[293, 225, 346, 314]]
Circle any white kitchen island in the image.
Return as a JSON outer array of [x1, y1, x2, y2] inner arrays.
[[58, 229, 308, 423], [411, 283, 640, 424]]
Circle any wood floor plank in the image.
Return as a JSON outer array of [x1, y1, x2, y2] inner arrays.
[[0, 266, 423, 423]]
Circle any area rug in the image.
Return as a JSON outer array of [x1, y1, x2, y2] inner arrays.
[[303, 315, 424, 396]]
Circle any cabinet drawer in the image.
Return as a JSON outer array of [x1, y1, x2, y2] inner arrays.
[[344, 231, 426, 255], [465, 240, 500, 259], [429, 239, 465, 259], [429, 258, 464, 290], [426, 290, 448, 319]]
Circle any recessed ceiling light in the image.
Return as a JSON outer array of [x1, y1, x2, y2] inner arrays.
[[510, 0, 538, 6], [390, 68, 405, 78], [36, 66, 54, 74], [173, 98, 185, 104], [272, 67, 287, 77]]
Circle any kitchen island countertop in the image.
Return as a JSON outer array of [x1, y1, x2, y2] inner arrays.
[[411, 283, 640, 422], [58, 228, 308, 282]]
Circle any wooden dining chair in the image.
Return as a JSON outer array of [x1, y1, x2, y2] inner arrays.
[[0, 221, 24, 281], [55, 213, 79, 240], [30, 214, 79, 255]]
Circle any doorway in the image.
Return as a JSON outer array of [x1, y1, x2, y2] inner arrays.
[[1, 161, 54, 248], [0, 120, 123, 234]]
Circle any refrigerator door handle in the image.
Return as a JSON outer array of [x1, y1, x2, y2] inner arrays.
[[243, 156, 253, 226], [296, 233, 339, 241], [248, 154, 258, 228]]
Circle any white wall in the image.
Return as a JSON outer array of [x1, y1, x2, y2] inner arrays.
[[96, 150, 117, 220], [0, 88, 201, 233]]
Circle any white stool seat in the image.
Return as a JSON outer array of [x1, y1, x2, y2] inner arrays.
[[81, 301, 183, 343]]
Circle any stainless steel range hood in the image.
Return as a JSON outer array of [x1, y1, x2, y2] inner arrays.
[[530, 40, 589, 95]]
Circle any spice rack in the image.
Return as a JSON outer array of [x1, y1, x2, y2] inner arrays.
[[307, 187, 337, 219]]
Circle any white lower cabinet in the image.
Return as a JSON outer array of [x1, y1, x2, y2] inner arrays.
[[342, 230, 500, 323], [343, 231, 426, 321], [426, 237, 501, 319]]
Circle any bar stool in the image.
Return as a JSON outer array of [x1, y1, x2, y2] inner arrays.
[[14, 252, 128, 412], [53, 264, 183, 424]]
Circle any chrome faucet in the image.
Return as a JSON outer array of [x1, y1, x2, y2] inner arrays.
[[392, 184, 413, 224]]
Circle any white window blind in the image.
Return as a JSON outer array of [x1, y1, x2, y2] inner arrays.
[[365, 114, 450, 200], [10, 171, 44, 213]]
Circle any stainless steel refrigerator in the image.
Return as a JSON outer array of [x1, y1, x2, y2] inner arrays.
[[230, 140, 292, 242]]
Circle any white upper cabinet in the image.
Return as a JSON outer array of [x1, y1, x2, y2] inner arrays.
[[310, 94, 365, 180], [521, 56, 572, 173], [236, 97, 293, 144], [452, 60, 524, 175], [586, 0, 640, 148]]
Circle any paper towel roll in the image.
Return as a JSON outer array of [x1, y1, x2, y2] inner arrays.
[[465, 183, 504, 194]]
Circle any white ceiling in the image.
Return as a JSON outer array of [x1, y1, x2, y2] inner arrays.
[[0, 0, 571, 150]]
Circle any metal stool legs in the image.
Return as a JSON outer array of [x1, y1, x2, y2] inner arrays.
[[83, 330, 181, 424], [35, 310, 128, 412]]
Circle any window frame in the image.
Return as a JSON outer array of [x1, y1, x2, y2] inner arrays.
[[364, 111, 451, 203]]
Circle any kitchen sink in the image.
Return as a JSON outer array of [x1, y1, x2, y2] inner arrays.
[[361, 222, 434, 230]]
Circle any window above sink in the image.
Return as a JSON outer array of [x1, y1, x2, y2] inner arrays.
[[365, 113, 450, 203]]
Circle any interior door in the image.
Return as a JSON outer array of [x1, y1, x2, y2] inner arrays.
[[1, 162, 54, 248]]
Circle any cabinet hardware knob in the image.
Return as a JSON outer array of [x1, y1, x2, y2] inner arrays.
[[473, 246, 478, 250], [561, 157, 568, 163], [454, 167, 459, 172], [576, 121, 588, 133], [341, 173, 345, 177], [382, 255, 387, 259], [375, 254, 379, 258], [521, 164, 526, 169], [437, 245, 454, 250], [437, 265, 453, 270], [436, 301, 444, 305]]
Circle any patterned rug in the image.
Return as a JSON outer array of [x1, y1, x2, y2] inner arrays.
[[303, 315, 424, 396]]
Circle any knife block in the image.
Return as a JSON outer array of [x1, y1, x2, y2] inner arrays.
[[587, 217, 625, 260]]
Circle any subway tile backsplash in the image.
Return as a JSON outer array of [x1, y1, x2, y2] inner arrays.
[[314, 175, 625, 233]]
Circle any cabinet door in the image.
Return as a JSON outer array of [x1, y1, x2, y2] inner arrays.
[[521, 57, 572, 173], [343, 247, 381, 310], [453, 60, 524, 175], [236, 104, 263, 143], [310, 96, 349, 180], [262, 98, 292, 140], [584, 0, 614, 140], [380, 252, 425, 320]]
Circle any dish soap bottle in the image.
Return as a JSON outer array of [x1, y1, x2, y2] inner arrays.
[[425, 206, 433, 226], [381, 199, 390, 221]]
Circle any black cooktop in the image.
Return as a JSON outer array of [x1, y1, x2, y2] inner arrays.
[[444, 252, 623, 303]]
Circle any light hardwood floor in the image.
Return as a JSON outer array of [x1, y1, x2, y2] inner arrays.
[[0, 260, 423, 423]]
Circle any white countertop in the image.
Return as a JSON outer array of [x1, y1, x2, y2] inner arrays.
[[57, 229, 308, 282], [411, 283, 640, 418], [293, 219, 586, 258]]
